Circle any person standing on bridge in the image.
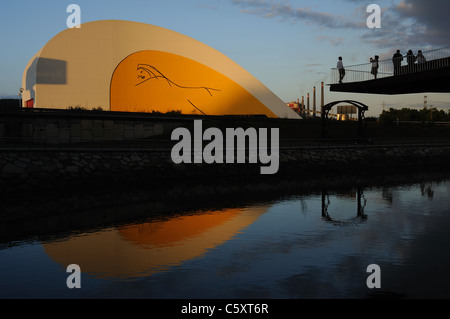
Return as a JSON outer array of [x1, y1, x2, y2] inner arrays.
[[370, 56, 379, 79], [416, 50, 427, 71], [337, 56, 345, 84], [392, 50, 403, 76], [406, 50, 416, 73], [416, 50, 426, 63]]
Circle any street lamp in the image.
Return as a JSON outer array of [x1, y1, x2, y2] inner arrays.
[[19, 88, 24, 108]]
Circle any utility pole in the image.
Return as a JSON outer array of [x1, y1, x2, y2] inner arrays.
[[302, 96, 305, 117], [19, 88, 24, 108], [321, 82, 324, 115], [307, 93, 310, 118], [313, 87, 316, 118]]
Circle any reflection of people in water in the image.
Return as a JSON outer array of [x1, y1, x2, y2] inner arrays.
[[420, 182, 434, 199]]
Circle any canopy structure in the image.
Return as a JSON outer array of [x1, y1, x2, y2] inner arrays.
[[22, 20, 300, 119]]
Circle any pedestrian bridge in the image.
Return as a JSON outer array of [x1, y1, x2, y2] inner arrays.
[[329, 47, 450, 94]]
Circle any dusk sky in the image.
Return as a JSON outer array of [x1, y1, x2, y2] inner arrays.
[[1, 0, 450, 116]]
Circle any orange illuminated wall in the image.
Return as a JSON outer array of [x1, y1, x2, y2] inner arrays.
[[110, 50, 277, 117]]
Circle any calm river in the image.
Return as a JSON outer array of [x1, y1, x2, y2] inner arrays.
[[1, 170, 450, 299]]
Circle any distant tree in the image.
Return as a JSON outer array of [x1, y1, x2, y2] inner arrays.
[[0, 99, 20, 109], [380, 107, 450, 123]]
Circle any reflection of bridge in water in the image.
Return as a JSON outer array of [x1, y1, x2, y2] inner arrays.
[[321, 188, 368, 227], [329, 47, 450, 94]]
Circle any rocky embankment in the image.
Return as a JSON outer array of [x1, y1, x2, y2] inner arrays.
[[1, 143, 450, 193]]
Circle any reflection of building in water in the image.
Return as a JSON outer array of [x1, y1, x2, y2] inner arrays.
[[43, 206, 268, 279], [321, 188, 367, 226]]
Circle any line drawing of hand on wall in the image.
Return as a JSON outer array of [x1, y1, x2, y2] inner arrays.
[[135, 64, 221, 114]]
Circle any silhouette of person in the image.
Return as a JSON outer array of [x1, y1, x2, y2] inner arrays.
[[406, 50, 416, 72], [370, 55, 379, 79], [416, 50, 426, 63], [337, 56, 345, 83], [392, 50, 403, 76]]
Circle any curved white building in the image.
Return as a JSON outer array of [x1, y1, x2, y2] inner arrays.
[[22, 20, 300, 119]]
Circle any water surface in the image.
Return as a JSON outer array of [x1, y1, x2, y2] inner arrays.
[[1, 172, 450, 299]]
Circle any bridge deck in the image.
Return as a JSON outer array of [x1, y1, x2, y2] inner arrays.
[[329, 51, 450, 95], [329, 66, 450, 95]]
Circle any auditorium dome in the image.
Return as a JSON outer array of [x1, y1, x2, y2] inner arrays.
[[22, 20, 300, 119]]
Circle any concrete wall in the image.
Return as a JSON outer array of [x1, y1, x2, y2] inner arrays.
[[0, 111, 183, 143], [2, 110, 450, 193]]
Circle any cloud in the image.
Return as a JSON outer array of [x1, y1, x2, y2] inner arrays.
[[317, 35, 346, 47], [232, 0, 363, 29], [231, 0, 450, 52], [358, 0, 450, 51], [393, 0, 450, 48]]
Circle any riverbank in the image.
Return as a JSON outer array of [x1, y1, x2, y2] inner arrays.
[[1, 142, 450, 194], [2, 159, 450, 247], [2, 108, 450, 194]]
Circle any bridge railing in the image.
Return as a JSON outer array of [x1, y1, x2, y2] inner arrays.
[[331, 46, 450, 84]]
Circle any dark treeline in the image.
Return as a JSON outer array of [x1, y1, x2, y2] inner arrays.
[[3, 99, 450, 124], [380, 107, 450, 123], [0, 99, 20, 109]]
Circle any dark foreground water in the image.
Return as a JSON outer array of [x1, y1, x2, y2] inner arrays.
[[1, 171, 450, 299]]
